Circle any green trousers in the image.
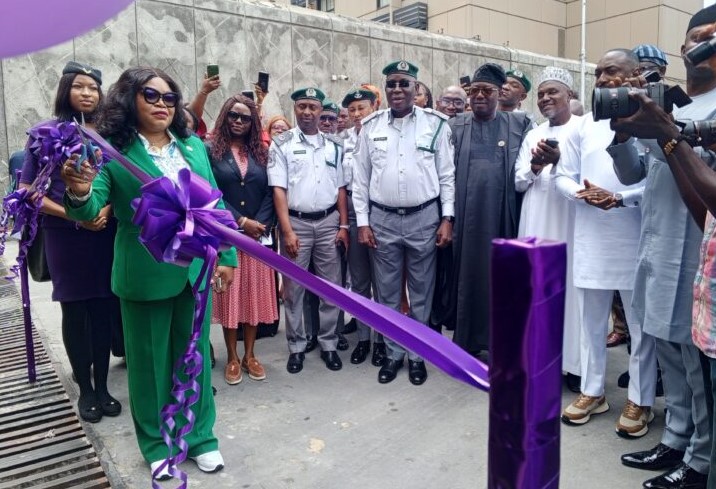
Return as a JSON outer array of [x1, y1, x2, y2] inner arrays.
[[121, 284, 218, 463]]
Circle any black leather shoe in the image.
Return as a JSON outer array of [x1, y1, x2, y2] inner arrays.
[[643, 462, 707, 488], [286, 353, 305, 374], [305, 336, 318, 353], [337, 333, 349, 351], [408, 360, 427, 385], [320, 350, 342, 371], [622, 443, 685, 471], [618, 370, 629, 388], [350, 340, 371, 364], [378, 358, 403, 384], [565, 373, 581, 393], [343, 318, 357, 334], [371, 342, 387, 367]]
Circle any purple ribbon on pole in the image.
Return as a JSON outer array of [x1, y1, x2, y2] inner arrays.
[[488, 238, 565, 489]]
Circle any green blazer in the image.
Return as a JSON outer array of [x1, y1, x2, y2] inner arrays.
[[66, 133, 238, 302]]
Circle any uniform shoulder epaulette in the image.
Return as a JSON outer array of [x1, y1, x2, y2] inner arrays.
[[422, 107, 450, 121], [324, 133, 344, 147], [272, 130, 292, 147], [360, 110, 382, 126]]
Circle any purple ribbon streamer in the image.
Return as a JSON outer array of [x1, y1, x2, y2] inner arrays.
[[488, 238, 565, 489], [0, 121, 109, 384]]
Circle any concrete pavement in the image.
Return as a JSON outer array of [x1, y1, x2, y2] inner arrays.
[[5, 240, 667, 488]]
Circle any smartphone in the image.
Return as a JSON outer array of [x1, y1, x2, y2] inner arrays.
[[545, 138, 559, 148], [642, 70, 661, 83], [257, 71, 270, 93], [241, 90, 255, 100], [207, 64, 219, 78], [459, 75, 471, 86]]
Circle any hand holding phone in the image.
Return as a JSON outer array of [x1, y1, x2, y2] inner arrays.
[[207, 64, 219, 78], [257, 71, 270, 93]]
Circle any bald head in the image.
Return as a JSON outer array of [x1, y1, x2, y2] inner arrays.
[[437, 85, 468, 117]]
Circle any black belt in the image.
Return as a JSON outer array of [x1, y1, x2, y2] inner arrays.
[[369, 198, 438, 216], [288, 204, 337, 220]]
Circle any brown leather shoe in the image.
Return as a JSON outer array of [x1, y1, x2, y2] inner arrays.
[[242, 356, 266, 381], [224, 360, 243, 385], [606, 331, 627, 348]]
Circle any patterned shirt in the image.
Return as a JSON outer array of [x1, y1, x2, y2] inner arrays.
[[693, 212, 716, 358], [138, 132, 189, 183]]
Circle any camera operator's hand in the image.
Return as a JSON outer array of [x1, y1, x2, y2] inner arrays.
[[576, 179, 620, 211], [530, 140, 560, 167], [610, 90, 681, 142]]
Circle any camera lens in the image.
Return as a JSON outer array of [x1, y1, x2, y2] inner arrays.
[[685, 37, 716, 67], [592, 87, 639, 121], [681, 120, 716, 148]]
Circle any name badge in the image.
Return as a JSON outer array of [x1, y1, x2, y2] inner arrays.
[[373, 137, 388, 141], [293, 149, 307, 155]]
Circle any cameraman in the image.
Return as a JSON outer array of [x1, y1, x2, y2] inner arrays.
[[608, 6, 716, 488]]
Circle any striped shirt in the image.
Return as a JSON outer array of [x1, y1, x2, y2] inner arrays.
[[693, 212, 716, 358]]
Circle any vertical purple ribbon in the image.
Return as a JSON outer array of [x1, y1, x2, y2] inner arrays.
[[488, 238, 565, 489]]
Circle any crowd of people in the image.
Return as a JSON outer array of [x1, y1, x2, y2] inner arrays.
[[9, 3, 716, 487]]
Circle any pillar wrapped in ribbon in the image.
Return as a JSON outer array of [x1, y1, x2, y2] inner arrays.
[[489, 238, 566, 489]]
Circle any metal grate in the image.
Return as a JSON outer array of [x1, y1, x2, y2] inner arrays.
[[0, 263, 111, 489]]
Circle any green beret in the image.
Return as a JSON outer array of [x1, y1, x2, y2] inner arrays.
[[291, 87, 326, 103], [322, 100, 340, 114], [506, 69, 531, 93], [382, 60, 419, 78], [341, 89, 376, 108]]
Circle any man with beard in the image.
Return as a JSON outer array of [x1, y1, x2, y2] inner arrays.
[[268, 87, 350, 374], [340, 88, 386, 366], [607, 10, 716, 486], [448, 63, 532, 355], [436, 85, 468, 118], [556, 50, 656, 441], [515, 67, 583, 393], [353, 60, 455, 385]]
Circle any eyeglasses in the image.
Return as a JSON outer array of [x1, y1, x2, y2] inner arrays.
[[385, 80, 413, 89], [141, 87, 179, 108], [227, 111, 252, 124], [469, 86, 499, 97], [438, 97, 466, 108], [320, 115, 338, 122]]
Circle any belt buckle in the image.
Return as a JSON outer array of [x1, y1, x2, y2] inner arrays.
[[297, 211, 303, 219], [397, 208, 406, 216]]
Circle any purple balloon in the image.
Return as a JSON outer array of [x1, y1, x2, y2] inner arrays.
[[0, 0, 134, 58]]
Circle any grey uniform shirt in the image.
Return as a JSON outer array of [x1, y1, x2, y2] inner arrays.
[[352, 106, 455, 227], [267, 127, 346, 212]]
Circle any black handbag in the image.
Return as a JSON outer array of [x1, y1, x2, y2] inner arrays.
[[23, 225, 51, 282]]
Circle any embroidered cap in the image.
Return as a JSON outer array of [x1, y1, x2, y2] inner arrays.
[[291, 87, 326, 103], [537, 66, 574, 90], [382, 60, 419, 78], [62, 61, 102, 86], [506, 69, 531, 93], [341, 89, 376, 107], [471, 63, 507, 87]]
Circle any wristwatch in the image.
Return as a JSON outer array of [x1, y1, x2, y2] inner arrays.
[[442, 216, 455, 223], [613, 192, 625, 208]]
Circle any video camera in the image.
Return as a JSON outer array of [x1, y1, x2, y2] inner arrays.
[[592, 71, 692, 122]]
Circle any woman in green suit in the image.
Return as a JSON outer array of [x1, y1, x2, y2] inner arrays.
[[61, 67, 237, 481]]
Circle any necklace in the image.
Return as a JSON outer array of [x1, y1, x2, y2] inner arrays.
[[143, 133, 171, 152]]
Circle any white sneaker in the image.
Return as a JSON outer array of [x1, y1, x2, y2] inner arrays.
[[149, 460, 173, 481], [190, 450, 224, 473]]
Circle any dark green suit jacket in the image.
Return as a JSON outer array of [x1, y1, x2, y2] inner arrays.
[[66, 133, 238, 302]]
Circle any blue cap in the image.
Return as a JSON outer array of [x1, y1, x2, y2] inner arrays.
[[632, 44, 668, 66]]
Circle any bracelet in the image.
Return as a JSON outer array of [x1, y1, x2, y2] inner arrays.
[[662, 135, 687, 156], [239, 217, 247, 229], [339, 224, 350, 230]]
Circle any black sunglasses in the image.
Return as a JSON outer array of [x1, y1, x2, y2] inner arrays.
[[469, 86, 499, 97], [227, 111, 253, 124], [141, 87, 179, 108], [385, 80, 413, 89], [320, 115, 338, 122]]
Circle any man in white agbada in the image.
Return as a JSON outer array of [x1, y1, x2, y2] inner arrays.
[[515, 67, 582, 392], [555, 49, 657, 439]]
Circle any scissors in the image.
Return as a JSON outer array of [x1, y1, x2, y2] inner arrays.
[[73, 113, 99, 173]]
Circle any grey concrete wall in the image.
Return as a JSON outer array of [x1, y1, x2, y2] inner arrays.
[[0, 0, 594, 180]]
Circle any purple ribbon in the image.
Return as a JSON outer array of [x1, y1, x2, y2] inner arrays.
[[488, 238, 565, 489], [0, 121, 109, 384]]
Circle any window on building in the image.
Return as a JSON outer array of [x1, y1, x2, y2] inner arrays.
[[291, 0, 307, 6], [318, 0, 335, 12], [377, 0, 390, 8]]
